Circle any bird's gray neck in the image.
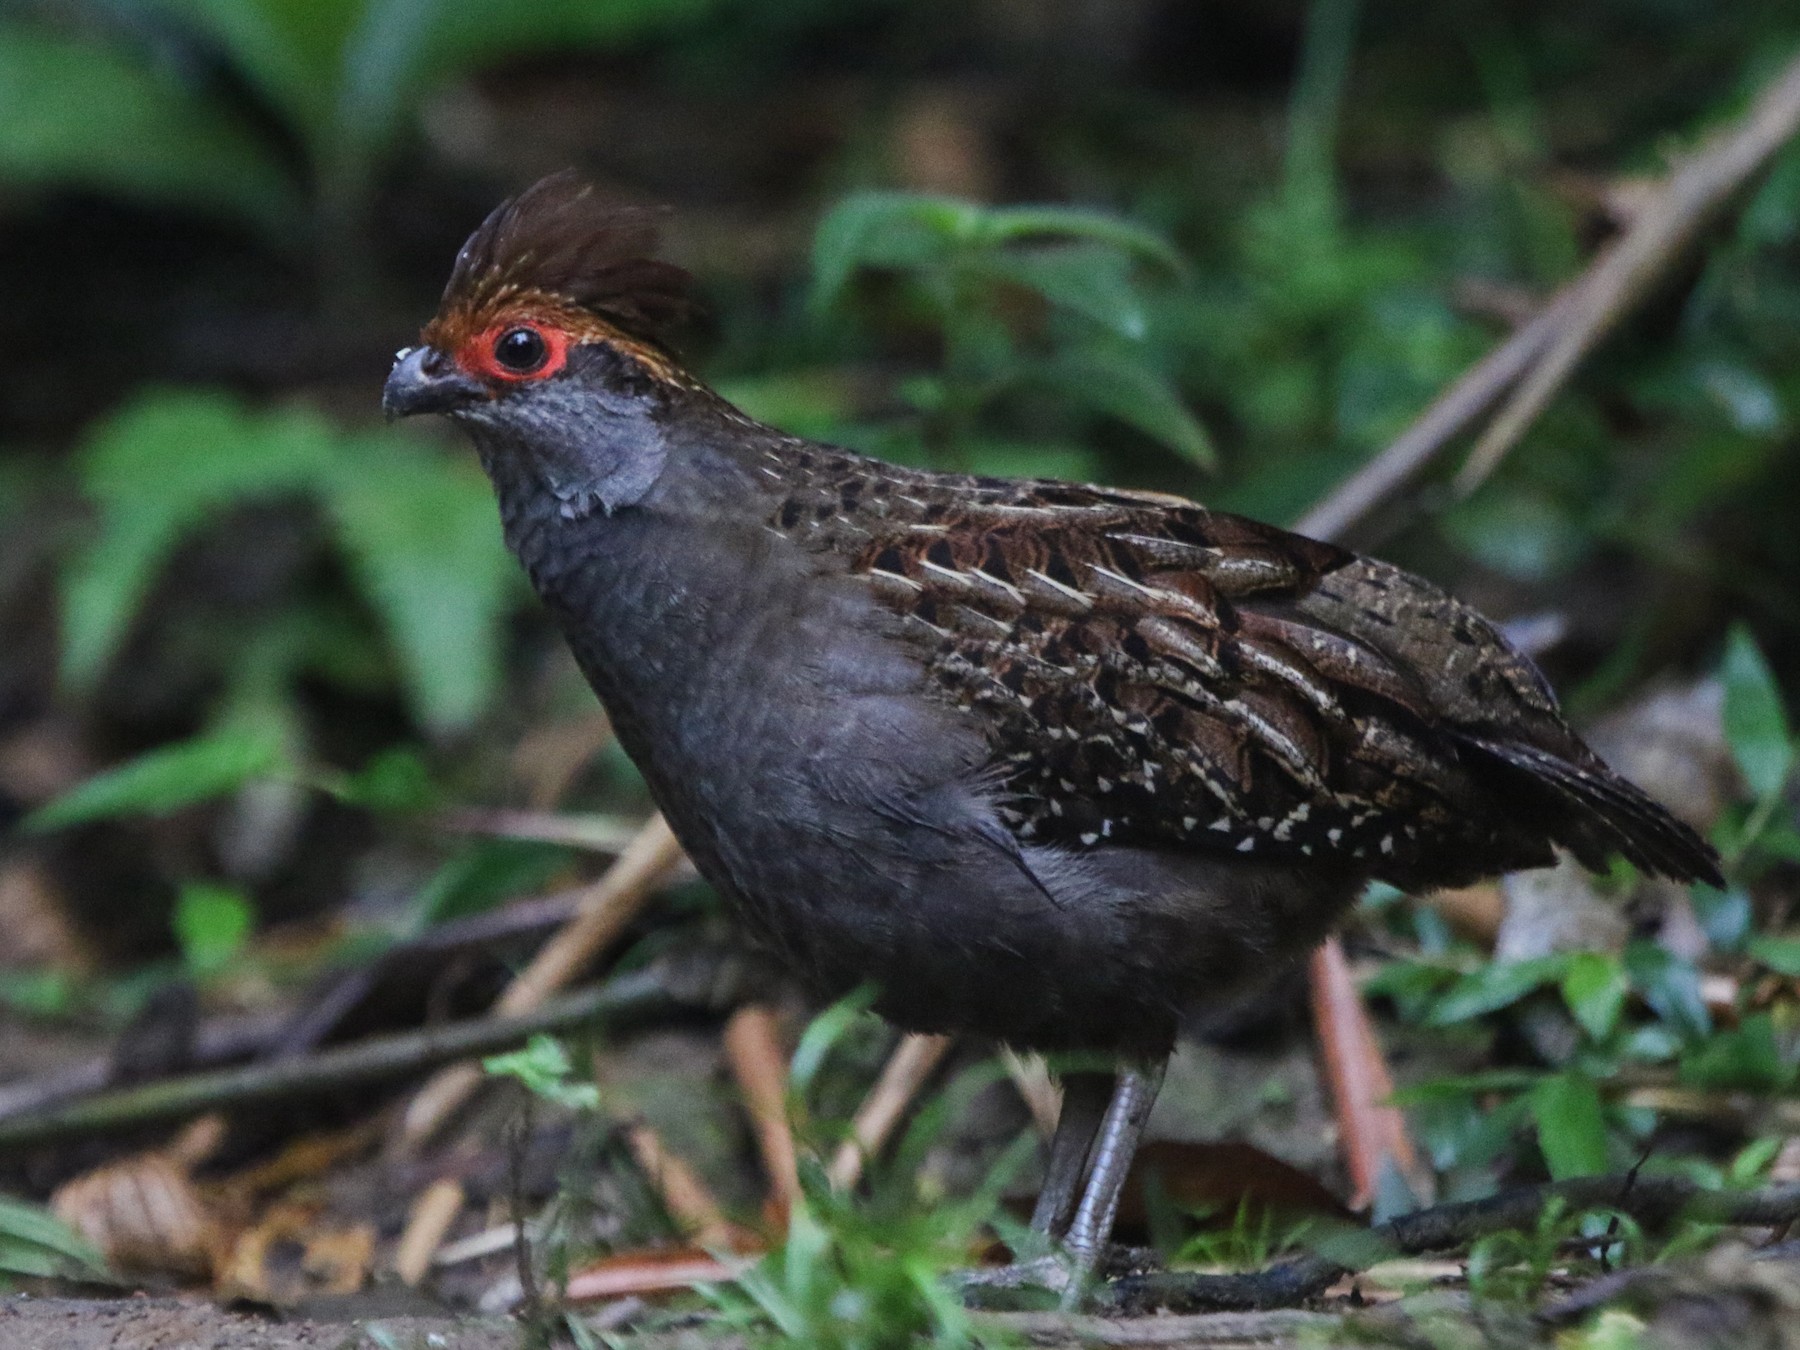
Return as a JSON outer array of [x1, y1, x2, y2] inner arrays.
[[471, 406, 793, 742]]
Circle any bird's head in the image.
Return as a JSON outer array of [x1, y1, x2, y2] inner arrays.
[[384, 172, 696, 517]]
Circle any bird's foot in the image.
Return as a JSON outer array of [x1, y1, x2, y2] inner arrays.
[[952, 1245, 1161, 1311], [952, 1254, 1072, 1310]]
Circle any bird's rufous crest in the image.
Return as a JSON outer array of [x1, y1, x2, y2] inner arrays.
[[421, 172, 694, 381]]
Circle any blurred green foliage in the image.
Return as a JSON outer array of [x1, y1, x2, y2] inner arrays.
[[1, 0, 725, 238], [0, 1193, 113, 1285], [60, 391, 516, 736], [1371, 628, 1800, 1193], [800, 191, 1210, 470]]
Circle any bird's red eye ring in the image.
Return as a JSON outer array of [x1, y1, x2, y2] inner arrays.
[[459, 320, 570, 383], [494, 326, 548, 373]]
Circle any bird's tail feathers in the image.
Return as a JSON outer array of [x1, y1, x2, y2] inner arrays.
[[1464, 737, 1724, 887]]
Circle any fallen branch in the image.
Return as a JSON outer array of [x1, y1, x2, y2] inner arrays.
[[0, 885, 630, 1128], [979, 1307, 1343, 1347], [1095, 1174, 1800, 1314], [0, 954, 748, 1154]]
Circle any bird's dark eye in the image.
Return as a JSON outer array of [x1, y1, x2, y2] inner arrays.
[[493, 326, 548, 374]]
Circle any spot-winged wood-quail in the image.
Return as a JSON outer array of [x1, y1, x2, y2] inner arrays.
[[383, 174, 1723, 1284]]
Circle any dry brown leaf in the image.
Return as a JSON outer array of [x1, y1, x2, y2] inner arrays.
[[212, 1123, 378, 1206], [52, 1152, 220, 1281], [0, 859, 92, 973], [1427, 883, 1504, 945], [217, 1200, 375, 1304], [1310, 938, 1431, 1212], [1117, 1140, 1353, 1233]]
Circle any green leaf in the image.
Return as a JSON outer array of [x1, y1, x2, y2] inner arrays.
[[1529, 1072, 1608, 1180], [1360, 957, 1459, 1023], [334, 747, 439, 813], [0, 1193, 111, 1282], [484, 1033, 601, 1110], [1747, 933, 1800, 977], [809, 191, 978, 312], [1441, 489, 1583, 583], [1692, 885, 1753, 951], [1034, 348, 1216, 469], [1623, 941, 1712, 1041], [978, 204, 1188, 275], [23, 725, 286, 832], [161, 0, 367, 141], [1425, 954, 1568, 1026], [0, 22, 294, 226], [323, 445, 514, 735], [1681, 1014, 1792, 1092], [343, 0, 721, 160], [61, 392, 341, 691], [788, 987, 879, 1102], [411, 840, 572, 928], [1560, 952, 1629, 1042], [173, 882, 256, 977], [970, 244, 1151, 339], [1721, 624, 1794, 800], [959, 439, 1100, 483]]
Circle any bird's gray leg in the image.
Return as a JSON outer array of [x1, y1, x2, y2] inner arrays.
[[1029, 1070, 1113, 1238], [1060, 1058, 1166, 1289]]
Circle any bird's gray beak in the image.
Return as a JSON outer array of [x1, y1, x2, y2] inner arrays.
[[383, 346, 484, 420]]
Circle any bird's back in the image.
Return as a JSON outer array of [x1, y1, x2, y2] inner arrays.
[[750, 438, 1722, 893]]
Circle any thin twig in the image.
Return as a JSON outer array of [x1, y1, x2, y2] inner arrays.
[[398, 814, 686, 1150], [624, 1120, 742, 1250], [1454, 50, 1800, 496], [561, 1251, 748, 1304], [1294, 46, 1800, 544], [394, 1178, 466, 1286], [1001, 1048, 1064, 1140], [1292, 288, 1577, 543], [828, 1032, 955, 1190], [722, 1005, 800, 1220], [508, 1101, 543, 1326], [434, 807, 649, 855], [1095, 1175, 1800, 1314]]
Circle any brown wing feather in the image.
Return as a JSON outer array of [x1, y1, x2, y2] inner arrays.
[[758, 449, 1721, 889]]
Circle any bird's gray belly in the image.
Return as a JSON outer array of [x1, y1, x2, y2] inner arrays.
[[622, 678, 1363, 1054]]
